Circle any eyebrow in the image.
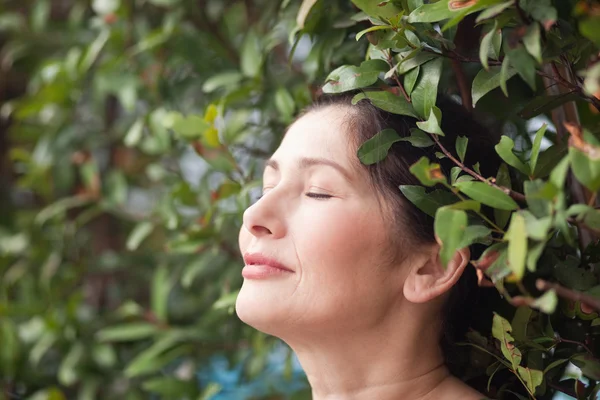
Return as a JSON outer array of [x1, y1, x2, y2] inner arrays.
[[265, 157, 354, 182]]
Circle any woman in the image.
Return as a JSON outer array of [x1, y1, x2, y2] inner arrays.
[[236, 92, 499, 399]]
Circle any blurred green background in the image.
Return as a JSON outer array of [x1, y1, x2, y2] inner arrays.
[[0, 0, 361, 398]]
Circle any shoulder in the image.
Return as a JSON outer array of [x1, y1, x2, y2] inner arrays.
[[431, 376, 491, 400]]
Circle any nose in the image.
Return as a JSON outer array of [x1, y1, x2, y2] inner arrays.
[[242, 192, 286, 239]]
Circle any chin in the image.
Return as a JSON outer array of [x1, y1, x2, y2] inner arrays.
[[235, 280, 291, 336]]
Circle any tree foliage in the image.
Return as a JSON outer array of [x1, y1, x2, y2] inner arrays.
[[1, 0, 600, 399]]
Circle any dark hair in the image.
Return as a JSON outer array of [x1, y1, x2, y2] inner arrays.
[[306, 91, 501, 376]]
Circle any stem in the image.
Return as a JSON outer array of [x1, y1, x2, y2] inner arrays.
[[386, 50, 411, 103], [430, 134, 527, 204], [558, 337, 594, 356], [536, 279, 600, 312]]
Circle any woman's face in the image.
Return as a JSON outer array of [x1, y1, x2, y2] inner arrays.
[[236, 106, 407, 337]]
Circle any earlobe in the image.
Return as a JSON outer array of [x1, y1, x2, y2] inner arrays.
[[403, 247, 471, 304]]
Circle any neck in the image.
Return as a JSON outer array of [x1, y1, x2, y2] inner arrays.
[[285, 308, 452, 400]]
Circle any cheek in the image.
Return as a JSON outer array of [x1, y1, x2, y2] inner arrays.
[[297, 202, 383, 265]]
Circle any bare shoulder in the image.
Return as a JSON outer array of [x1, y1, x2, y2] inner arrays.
[[432, 376, 493, 400]]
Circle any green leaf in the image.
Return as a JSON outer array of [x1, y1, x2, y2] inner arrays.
[[399, 129, 434, 147], [451, 166, 461, 184], [472, 66, 518, 106], [58, 342, 84, 386], [534, 144, 568, 179], [352, 91, 418, 118], [518, 92, 580, 119], [416, 106, 444, 136], [170, 113, 211, 141], [124, 334, 187, 377], [500, 55, 512, 97], [296, 0, 318, 29], [202, 71, 243, 93], [124, 118, 144, 147], [126, 221, 154, 251], [357, 128, 402, 165], [399, 186, 456, 217], [351, 0, 403, 20], [571, 354, 600, 381], [531, 290, 557, 314], [404, 66, 420, 95], [434, 207, 467, 267], [240, 30, 263, 78], [522, 211, 552, 240], [479, 22, 498, 71], [580, 17, 600, 47], [529, 124, 547, 173], [454, 181, 518, 210], [449, 200, 481, 212], [505, 213, 527, 281], [152, 265, 173, 322], [458, 225, 492, 248], [495, 136, 530, 176], [407, 0, 454, 23], [409, 157, 446, 187], [523, 23, 542, 63], [396, 51, 437, 75], [411, 58, 442, 119], [96, 323, 158, 342], [142, 377, 194, 397], [274, 87, 296, 120], [476, 1, 515, 22], [506, 46, 537, 90], [323, 60, 387, 93], [517, 366, 543, 394], [456, 136, 468, 163], [105, 170, 127, 205], [492, 313, 522, 369], [213, 291, 239, 309], [583, 209, 600, 230], [355, 24, 390, 41], [569, 146, 600, 192]]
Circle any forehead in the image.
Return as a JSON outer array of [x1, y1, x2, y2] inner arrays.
[[273, 106, 357, 167]]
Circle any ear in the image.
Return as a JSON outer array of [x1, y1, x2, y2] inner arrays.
[[403, 246, 471, 304]]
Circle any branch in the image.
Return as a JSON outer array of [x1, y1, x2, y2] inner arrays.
[[558, 337, 594, 356], [449, 56, 472, 111], [536, 279, 600, 312], [430, 134, 527, 204], [386, 51, 411, 103]]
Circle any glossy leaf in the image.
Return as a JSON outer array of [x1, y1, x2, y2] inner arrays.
[[357, 128, 402, 165], [454, 181, 519, 210], [416, 106, 444, 136], [472, 66, 518, 106], [492, 313, 522, 369], [434, 207, 467, 267], [399, 128, 434, 147], [399, 186, 456, 217], [495, 136, 530, 176], [411, 58, 442, 119], [352, 91, 418, 118], [456, 136, 468, 163], [569, 146, 600, 192], [409, 156, 446, 187], [505, 213, 527, 281], [529, 124, 547, 173]]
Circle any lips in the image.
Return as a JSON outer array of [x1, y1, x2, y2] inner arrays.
[[243, 253, 294, 273]]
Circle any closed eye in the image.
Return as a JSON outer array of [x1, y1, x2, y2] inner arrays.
[[306, 192, 333, 200]]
